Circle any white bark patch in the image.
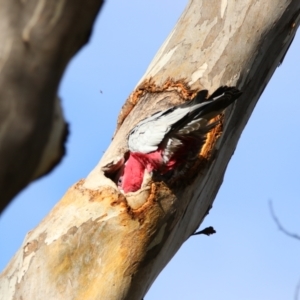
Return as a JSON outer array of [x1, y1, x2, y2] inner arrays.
[[189, 63, 208, 85], [0, 242, 36, 300], [17, 252, 35, 284], [0, 268, 17, 300], [221, 0, 228, 18], [137, 28, 177, 86], [146, 46, 178, 79], [7, 277, 17, 300]]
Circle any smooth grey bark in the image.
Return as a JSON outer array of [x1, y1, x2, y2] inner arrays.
[[0, 0, 299, 299], [0, 0, 104, 213]]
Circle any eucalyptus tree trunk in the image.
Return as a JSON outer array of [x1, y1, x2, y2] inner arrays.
[[0, 0, 103, 213], [1, 0, 299, 299]]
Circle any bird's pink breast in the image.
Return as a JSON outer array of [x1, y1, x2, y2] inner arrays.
[[120, 150, 163, 193], [121, 154, 145, 193], [120, 146, 188, 192]]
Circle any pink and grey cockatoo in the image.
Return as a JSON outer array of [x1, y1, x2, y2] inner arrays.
[[117, 86, 242, 193]]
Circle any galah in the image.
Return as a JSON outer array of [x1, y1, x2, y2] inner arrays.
[[117, 86, 242, 193]]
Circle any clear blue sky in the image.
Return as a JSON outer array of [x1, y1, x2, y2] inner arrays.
[[1, 1, 300, 299]]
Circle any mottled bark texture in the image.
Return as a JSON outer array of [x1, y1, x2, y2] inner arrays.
[[0, 0, 104, 213], [1, 0, 299, 299]]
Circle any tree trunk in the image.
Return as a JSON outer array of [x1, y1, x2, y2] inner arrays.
[[1, 0, 299, 299], [0, 0, 103, 213]]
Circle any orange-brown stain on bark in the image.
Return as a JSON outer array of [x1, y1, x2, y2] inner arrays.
[[115, 78, 199, 135]]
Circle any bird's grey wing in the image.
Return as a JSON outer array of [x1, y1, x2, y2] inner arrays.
[[128, 86, 241, 154], [128, 106, 193, 153], [164, 87, 242, 158]]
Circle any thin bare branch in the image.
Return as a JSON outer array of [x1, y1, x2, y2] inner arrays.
[[268, 200, 300, 241]]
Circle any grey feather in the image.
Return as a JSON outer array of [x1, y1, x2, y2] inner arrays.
[[128, 86, 242, 157]]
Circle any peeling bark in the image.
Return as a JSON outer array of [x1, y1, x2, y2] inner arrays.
[[0, 0, 104, 213], [1, 0, 299, 299]]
